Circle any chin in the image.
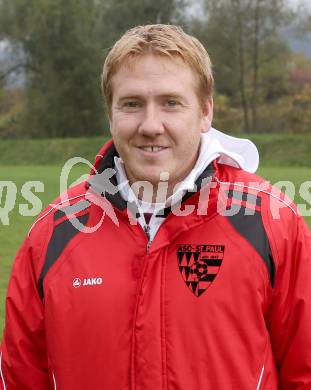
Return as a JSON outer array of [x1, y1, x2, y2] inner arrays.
[[137, 174, 159, 185], [133, 167, 161, 182]]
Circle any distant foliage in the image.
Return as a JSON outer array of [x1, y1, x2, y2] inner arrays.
[[0, 0, 105, 137], [0, 0, 310, 137], [190, 0, 298, 133], [290, 85, 311, 132], [0, 0, 185, 138]]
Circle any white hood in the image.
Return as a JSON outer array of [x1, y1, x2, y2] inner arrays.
[[169, 127, 259, 198], [202, 127, 259, 173]]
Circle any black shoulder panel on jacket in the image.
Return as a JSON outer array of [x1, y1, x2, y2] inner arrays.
[[54, 200, 90, 221], [226, 203, 275, 287], [38, 213, 89, 299]]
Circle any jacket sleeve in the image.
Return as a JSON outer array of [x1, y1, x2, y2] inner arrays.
[[0, 237, 53, 389], [266, 213, 311, 388]]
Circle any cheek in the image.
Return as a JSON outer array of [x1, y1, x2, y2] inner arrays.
[[176, 131, 202, 160], [168, 111, 203, 132], [171, 118, 202, 143], [110, 116, 138, 137]]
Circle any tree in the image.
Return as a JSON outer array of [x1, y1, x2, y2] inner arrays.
[[95, 0, 186, 50], [191, 0, 292, 132], [0, 0, 104, 137], [0, 0, 186, 138]]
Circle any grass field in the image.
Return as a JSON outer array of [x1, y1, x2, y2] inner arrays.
[[0, 164, 310, 335], [1, 133, 311, 167]]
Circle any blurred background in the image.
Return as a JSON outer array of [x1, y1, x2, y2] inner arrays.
[[0, 0, 310, 138]]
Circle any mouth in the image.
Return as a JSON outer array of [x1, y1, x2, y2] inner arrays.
[[138, 146, 168, 153]]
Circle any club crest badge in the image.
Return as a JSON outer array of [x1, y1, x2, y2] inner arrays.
[[177, 244, 225, 297]]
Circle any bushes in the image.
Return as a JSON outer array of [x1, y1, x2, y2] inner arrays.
[[0, 89, 25, 139]]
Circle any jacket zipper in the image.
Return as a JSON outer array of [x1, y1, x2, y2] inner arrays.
[[144, 224, 151, 252], [131, 223, 153, 389]]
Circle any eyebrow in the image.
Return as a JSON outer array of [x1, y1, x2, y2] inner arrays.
[[117, 95, 142, 102], [116, 93, 187, 103]]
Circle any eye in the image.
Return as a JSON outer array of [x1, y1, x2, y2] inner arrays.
[[165, 99, 180, 108], [123, 100, 140, 108]]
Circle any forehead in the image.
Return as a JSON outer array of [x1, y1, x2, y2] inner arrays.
[[111, 54, 198, 98]]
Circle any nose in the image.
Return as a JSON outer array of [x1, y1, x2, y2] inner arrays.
[[138, 104, 164, 137]]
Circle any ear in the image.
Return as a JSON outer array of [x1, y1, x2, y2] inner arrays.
[[108, 109, 113, 135], [201, 97, 213, 133]]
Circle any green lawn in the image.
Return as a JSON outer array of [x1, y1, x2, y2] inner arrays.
[[0, 165, 87, 335], [257, 166, 311, 220], [0, 165, 310, 335]]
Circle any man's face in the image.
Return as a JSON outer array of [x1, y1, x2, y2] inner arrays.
[[109, 54, 213, 193]]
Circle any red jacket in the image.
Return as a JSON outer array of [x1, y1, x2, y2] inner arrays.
[[1, 141, 311, 389]]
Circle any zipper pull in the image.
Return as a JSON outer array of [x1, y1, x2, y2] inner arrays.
[[144, 225, 151, 251]]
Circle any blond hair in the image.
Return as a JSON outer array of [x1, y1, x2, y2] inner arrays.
[[101, 24, 214, 110]]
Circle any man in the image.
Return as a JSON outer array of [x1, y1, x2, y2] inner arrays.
[[1, 24, 311, 389]]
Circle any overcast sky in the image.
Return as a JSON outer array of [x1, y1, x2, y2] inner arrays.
[[287, 0, 311, 9]]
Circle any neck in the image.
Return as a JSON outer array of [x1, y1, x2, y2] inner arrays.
[[132, 181, 175, 204]]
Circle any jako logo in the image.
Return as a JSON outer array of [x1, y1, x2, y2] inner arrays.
[[73, 277, 103, 288]]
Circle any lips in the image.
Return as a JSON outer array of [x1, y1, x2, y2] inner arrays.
[[138, 146, 168, 153]]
